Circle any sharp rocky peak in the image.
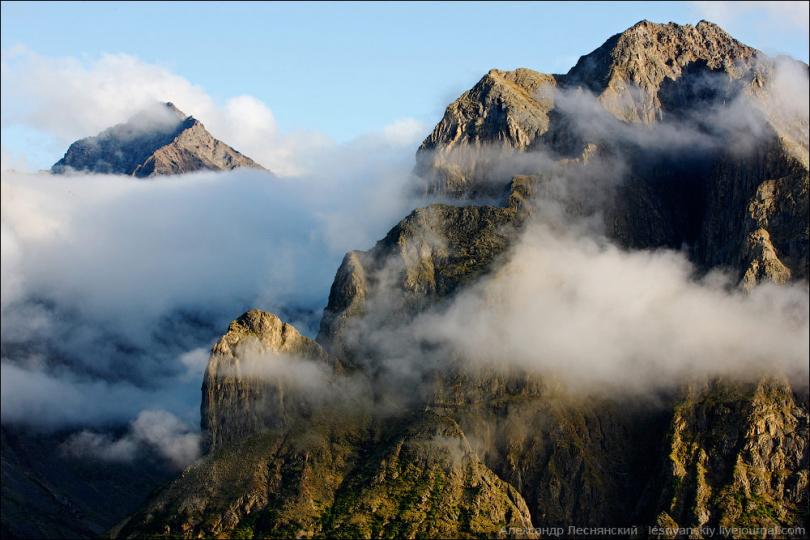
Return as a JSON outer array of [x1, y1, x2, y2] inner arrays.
[[561, 19, 758, 121], [51, 101, 267, 177]]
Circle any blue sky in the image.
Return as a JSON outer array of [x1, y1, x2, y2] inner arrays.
[[2, 1, 809, 170]]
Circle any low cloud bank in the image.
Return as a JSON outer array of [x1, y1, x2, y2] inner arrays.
[[61, 410, 201, 469], [412, 222, 809, 393], [0, 132, 424, 430], [327, 56, 810, 398]]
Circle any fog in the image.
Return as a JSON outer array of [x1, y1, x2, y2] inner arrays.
[[305, 54, 810, 405], [61, 410, 201, 470], [2, 46, 807, 471], [412, 222, 809, 394], [0, 133, 424, 437]]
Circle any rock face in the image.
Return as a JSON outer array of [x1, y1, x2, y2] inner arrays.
[[115, 309, 540, 539], [650, 379, 809, 533], [415, 69, 557, 196], [562, 20, 757, 123], [201, 309, 330, 451], [318, 176, 534, 360], [51, 102, 266, 176], [321, 413, 536, 539], [417, 20, 760, 186], [114, 20, 808, 540], [416, 20, 809, 286]]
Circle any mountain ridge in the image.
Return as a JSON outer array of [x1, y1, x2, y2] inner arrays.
[[9, 18, 806, 540], [51, 102, 266, 177]]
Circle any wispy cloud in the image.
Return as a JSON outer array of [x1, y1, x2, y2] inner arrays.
[[61, 410, 201, 469], [692, 1, 809, 43], [1, 48, 427, 175]]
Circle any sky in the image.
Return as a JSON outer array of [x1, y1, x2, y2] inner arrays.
[[1, 1, 809, 171]]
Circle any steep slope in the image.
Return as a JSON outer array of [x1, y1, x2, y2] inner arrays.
[[415, 69, 558, 196], [1, 427, 174, 540], [416, 19, 809, 286], [115, 310, 537, 539], [117, 170, 808, 537], [426, 367, 671, 528], [51, 102, 266, 177], [320, 413, 536, 539], [563, 20, 758, 123], [318, 176, 534, 360], [649, 379, 809, 533], [201, 309, 332, 451], [417, 20, 760, 187]]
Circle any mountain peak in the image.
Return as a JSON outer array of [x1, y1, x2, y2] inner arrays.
[[563, 19, 758, 108], [695, 18, 724, 30], [163, 101, 187, 120], [201, 309, 330, 450], [51, 101, 267, 177]]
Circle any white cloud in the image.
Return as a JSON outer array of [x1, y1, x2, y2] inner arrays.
[[0, 160, 418, 337], [2, 48, 213, 144], [1, 48, 423, 176], [60, 431, 140, 463], [382, 117, 429, 146], [61, 409, 201, 469], [130, 410, 201, 468], [0, 135, 422, 428], [178, 347, 211, 382], [412, 223, 809, 393], [0, 362, 192, 427], [692, 1, 809, 37]]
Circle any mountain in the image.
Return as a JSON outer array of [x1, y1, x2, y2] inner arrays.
[[103, 20, 810, 539], [1, 427, 175, 539], [416, 20, 762, 189], [416, 19, 808, 288], [51, 102, 266, 176]]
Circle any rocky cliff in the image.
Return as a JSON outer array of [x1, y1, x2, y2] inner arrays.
[[201, 309, 331, 451], [115, 20, 808, 539], [416, 20, 761, 191], [51, 102, 266, 177], [655, 379, 808, 532], [318, 175, 534, 361], [416, 20, 809, 286]]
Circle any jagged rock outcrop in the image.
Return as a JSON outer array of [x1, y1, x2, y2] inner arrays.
[[115, 311, 539, 539], [564, 20, 758, 123], [201, 309, 331, 451], [416, 21, 759, 196], [318, 176, 535, 359], [649, 379, 809, 535], [416, 19, 809, 286], [51, 102, 266, 177], [415, 69, 558, 196]]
